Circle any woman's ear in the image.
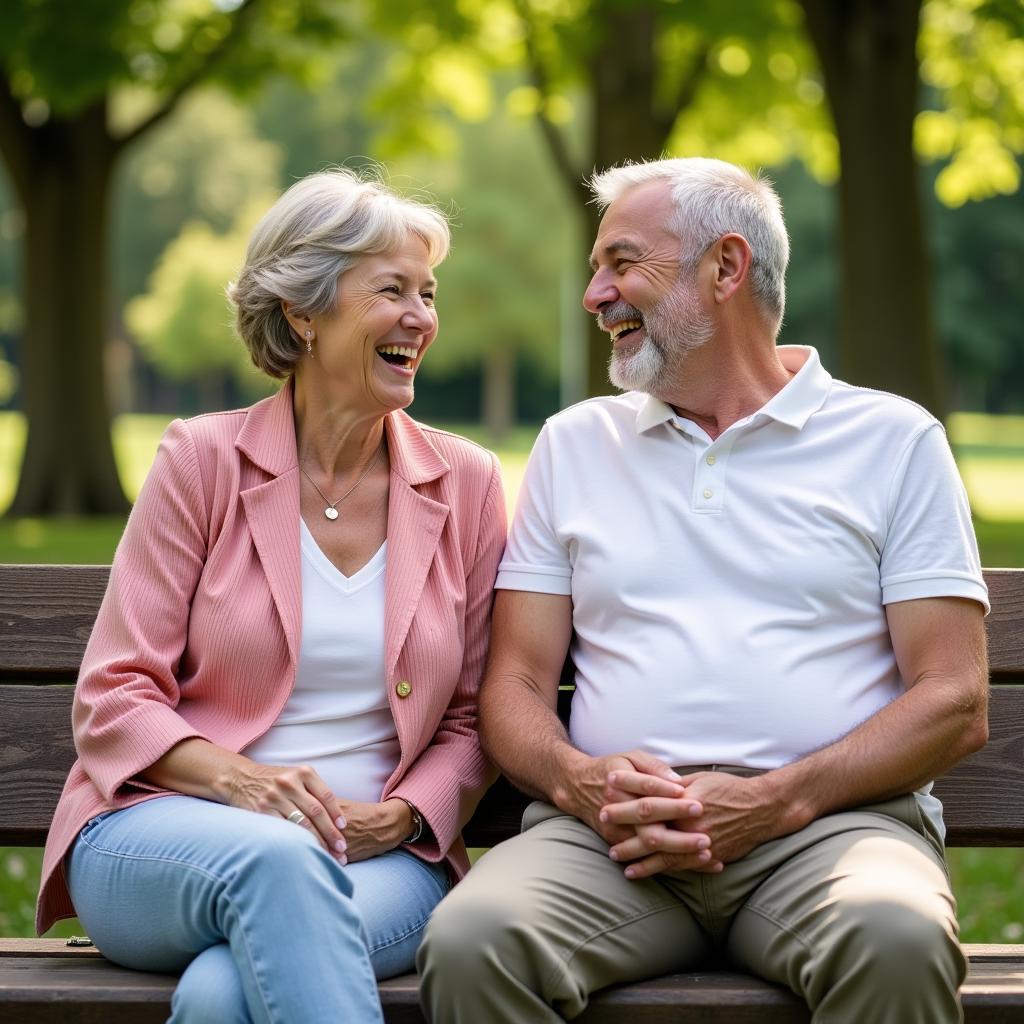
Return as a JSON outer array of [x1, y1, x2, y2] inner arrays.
[[711, 233, 753, 305], [280, 300, 311, 339]]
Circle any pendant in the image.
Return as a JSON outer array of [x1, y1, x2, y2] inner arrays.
[[325, 506, 339, 521]]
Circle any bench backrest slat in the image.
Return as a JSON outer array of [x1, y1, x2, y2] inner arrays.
[[1, 565, 1022, 848], [986, 570, 1024, 681], [0, 565, 110, 681], [4, 566, 1023, 680]]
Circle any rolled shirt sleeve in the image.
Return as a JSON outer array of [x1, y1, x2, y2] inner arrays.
[[496, 425, 572, 595], [880, 423, 989, 612]]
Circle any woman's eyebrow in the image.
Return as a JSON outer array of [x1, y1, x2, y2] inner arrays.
[[368, 272, 438, 290]]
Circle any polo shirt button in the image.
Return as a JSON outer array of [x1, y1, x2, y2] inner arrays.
[[396, 680, 412, 698], [703, 488, 713, 499], [706, 454, 716, 465]]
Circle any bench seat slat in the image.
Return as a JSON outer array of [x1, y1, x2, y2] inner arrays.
[[2, 949, 1022, 1023]]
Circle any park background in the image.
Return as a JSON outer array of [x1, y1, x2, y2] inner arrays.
[[0, 0, 1022, 943]]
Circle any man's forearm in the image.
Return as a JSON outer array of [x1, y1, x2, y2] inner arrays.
[[763, 670, 988, 838], [479, 673, 583, 807]]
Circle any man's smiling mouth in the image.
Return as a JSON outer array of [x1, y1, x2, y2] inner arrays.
[[609, 320, 643, 344]]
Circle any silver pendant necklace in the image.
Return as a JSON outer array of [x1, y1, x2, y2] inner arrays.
[[300, 441, 385, 522]]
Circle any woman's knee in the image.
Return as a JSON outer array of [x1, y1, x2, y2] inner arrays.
[[229, 817, 353, 898], [172, 944, 249, 1024]]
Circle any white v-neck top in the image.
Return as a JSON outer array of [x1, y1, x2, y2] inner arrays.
[[243, 521, 400, 803]]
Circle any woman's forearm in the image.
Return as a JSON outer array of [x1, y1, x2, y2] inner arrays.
[[140, 737, 252, 802]]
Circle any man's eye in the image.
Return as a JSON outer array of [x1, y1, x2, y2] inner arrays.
[[382, 285, 401, 295], [421, 292, 436, 304]]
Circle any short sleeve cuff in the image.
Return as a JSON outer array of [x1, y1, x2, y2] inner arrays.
[[881, 571, 990, 614], [495, 562, 572, 595]]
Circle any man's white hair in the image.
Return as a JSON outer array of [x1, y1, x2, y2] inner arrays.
[[589, 157, 789, 330]]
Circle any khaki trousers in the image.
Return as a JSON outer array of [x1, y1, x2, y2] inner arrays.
[[419, 769, 964, 1023]]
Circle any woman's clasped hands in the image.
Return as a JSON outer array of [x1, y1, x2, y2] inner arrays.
[[220, 759, 413, 864]]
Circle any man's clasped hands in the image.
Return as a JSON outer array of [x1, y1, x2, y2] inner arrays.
[[572, 750, 783, 880]]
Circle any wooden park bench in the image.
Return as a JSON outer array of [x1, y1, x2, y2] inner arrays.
[[2, 562, 1023, 1022]]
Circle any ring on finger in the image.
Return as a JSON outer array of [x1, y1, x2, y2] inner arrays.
[[287, 809, 307, 826]]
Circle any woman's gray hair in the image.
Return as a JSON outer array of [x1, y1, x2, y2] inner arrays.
[[589, 158, 789, 330], [228, 167, 450, 379]]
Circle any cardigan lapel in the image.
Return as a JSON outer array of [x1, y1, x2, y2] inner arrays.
[[242, 474, 301, 669], [237, 385, 302, 669], [383, 412, 450, 683], [232, 391, 452, 680]]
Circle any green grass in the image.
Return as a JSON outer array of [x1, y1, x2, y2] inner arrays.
[[1, 411, 1023, 942]]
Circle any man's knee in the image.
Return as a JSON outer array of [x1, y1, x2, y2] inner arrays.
[[419, 882, 519, 976], [835, 895, 963, 984], [419, 873, 567, 997], [806, 894, 965, 1022]]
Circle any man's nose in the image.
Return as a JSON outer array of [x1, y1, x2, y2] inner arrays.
[[583, 270, 618, 314]]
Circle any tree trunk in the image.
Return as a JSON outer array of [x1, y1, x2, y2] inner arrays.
[[8, 102, 129, 515], [482, 345, 515, 440], [799, 0, 945, 419], [584, 4, 670, 397]]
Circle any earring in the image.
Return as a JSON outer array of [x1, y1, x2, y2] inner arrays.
[[304, 329, 313, 355]]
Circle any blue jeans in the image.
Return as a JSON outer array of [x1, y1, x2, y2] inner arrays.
[[67, 795, 451, 1024]]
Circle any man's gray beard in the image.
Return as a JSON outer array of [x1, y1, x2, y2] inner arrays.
[[608, 279, 714, 393]]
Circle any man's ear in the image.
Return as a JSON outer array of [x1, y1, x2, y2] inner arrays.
[[711, 233, 753, 305]]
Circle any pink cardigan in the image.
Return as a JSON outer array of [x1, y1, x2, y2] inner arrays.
[[37, 384, 506, 933]]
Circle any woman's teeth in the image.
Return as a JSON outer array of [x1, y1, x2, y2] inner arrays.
[[377, 345, 417, 366]]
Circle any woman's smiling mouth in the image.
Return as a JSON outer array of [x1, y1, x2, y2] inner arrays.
[[376, 344, 418, 369]]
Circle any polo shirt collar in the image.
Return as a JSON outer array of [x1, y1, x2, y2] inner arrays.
[[634, 345, 831, 435], [760, 345, 831, 428]]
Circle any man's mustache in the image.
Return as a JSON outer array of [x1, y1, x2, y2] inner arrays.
[[597, 302, 643, 332]]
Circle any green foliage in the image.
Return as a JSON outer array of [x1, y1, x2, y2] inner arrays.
[[931, 175, 1024, 411], [126, 206, 273, 399], [368, 1, 833, 178], [408, 93, 575, 376], [919, 0, 1024, 206], [252, 49, 381, 184], [650, 2, 834, 177], [114, 87, 284, 303], [0, 0, 350, 118], [0, 355, 15, 405], [372, 0, 1022, 204]]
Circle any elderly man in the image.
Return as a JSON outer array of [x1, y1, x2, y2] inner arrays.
[[418, 157, 989, 1023]]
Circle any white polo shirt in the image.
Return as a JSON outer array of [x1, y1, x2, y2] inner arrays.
[[497, 347, 988, 786]]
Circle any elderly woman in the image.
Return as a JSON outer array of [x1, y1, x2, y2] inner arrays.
[[36, 169, 506, 1023]]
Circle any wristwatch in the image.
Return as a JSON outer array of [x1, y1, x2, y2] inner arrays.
[[399, 799, 424, 844]]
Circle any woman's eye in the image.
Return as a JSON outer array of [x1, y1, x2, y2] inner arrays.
[[421, 292, 435, 304], [382, 285, 401, 295]]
